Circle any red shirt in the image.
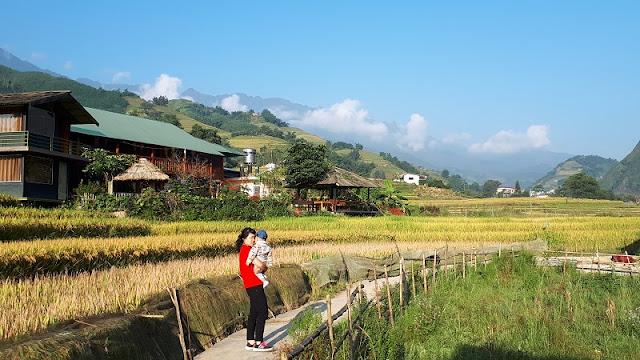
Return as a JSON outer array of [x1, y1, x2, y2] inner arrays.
[[239, 245, 263, 289]]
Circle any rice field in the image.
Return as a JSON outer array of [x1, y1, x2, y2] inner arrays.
[[1, 199, 639, 342]]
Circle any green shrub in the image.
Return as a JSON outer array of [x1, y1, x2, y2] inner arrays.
[[0, 193, 19, 207]]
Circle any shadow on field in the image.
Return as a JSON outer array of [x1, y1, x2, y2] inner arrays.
[[448, 344, 584, 360], [621, 238, 640, 255]]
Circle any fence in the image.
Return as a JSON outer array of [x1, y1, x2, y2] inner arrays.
[[284, 241, 639, 359]]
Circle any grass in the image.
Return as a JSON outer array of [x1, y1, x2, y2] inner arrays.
[[302, 253, 640, 360]]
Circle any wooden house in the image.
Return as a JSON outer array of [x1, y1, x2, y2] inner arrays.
[[0, 91, 97, 202], [70, 108, 244, 182]]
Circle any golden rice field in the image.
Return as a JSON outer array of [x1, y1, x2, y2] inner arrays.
[[1, 199, 639, 341], [0, 240, 459, 340]]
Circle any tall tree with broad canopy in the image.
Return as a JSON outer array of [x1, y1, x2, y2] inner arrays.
[[81, 148, 136, 194], [283, 141, 331, 195]]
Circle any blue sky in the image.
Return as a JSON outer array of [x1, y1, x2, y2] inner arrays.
[[3, 1, 639, 160]]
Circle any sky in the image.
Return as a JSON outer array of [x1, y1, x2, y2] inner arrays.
[[3, 0, 640, 160]]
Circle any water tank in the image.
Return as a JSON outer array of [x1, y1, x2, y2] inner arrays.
[[243, 148, 256, 164]]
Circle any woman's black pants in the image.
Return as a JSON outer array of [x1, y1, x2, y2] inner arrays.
[[245, 285, 268, 342]]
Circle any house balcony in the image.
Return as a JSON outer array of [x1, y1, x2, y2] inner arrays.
[[0, 131, 87, 160]]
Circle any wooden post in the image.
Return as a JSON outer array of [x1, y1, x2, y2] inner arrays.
[[327, 295, 334, 354], [597, 247, 601, 274], [373, 261, 381, 319], [411, 261, 416, 298], [399, 258, 404, 313], [347, 282, 353, 354], [359, 280, 363, 304], [445, 245, 449, 276], [512, 245, 515, 261], [432, 250, 437, 284], [462, 252, 466, 280], [168, 288, 189, 360], [499, 242, 502, 257], [422, 252, 428, 294], [384, 265, 394, 327], [484, 249, 488, 270]]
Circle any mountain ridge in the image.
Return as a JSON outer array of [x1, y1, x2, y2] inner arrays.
[[599, 141, 640, 196]]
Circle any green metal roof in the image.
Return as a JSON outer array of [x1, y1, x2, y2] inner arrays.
[[71, 108, 244, 157]]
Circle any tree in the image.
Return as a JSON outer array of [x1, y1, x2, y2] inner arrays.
[[283, 141, 331, 193], [482, 180, 502, 197], [441, 169, 450, 179], [152, 96, 169, 106], [558, 172, 613, 199], [355, 143, 364, 150], [81, 148, 136, 194], [515, 180, 521, 194]]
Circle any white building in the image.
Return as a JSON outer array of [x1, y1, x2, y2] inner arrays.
[[496, 186, 517, 196], [402, 173, 421, 185]]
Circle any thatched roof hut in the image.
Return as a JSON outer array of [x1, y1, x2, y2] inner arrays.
[[114, 158, 170, 182], [311, 167, 384, 189], [112, 158, 169, 194]]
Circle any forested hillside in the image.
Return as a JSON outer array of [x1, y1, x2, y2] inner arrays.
[[534, 155, 618, 190], [0, 66, 427, 178], [599, 141, 640, 196], [0, 65, 129, 113]]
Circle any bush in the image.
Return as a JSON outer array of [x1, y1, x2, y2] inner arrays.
[[0, 193, 18, 207]]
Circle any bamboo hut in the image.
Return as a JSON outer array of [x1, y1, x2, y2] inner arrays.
[[112, 158, 170, 194]]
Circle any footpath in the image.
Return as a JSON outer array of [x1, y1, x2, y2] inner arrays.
[[195, 276, 401, 360]]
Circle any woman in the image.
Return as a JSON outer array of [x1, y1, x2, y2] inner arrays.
[[236, 227, 273, 352]]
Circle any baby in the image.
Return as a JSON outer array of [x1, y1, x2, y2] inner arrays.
[[246, 229, 273, 287]]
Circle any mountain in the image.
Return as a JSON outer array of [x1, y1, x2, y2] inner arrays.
[[181, 88, 315, 115], [0, 48, 63, 78], [393, 144, 573, 188], [0, 65, 129, 113], [533, 155, 618, 190], [76, 78, 143, 93], [599, 140, 640, 196]]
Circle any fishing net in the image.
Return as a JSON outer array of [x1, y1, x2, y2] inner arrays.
[[301, 239, 547, 287]]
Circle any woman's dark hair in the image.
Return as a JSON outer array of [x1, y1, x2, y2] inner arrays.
[[236, 227, 256, 252]]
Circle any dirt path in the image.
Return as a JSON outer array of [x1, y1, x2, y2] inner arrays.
[[195, 276, 401, 360]]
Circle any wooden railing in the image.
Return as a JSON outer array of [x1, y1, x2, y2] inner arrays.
[[0, 131, 84, 156], [140, 156, 221, 179]]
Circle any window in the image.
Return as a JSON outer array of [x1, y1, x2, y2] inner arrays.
[[25, 156, 53, 184], [0, 156, 22, 182]]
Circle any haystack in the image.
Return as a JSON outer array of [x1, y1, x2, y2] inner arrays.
[[113, 158, 169, 194]]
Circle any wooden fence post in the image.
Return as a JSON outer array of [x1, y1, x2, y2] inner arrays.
[[384, 265, 394, 327], [462, 252, 466, 280], [445, 245, 449, 276], [347, 282, 353, 357], [432, 249, 437, 284], [499, 242, 502, 257], [373, 261, 381, 319], [167, 288, 190, 360], [327, 295, 334, 355], [411, 261, 416, 298], [399, 258, 404, 313], [422, 252, 428, 294]]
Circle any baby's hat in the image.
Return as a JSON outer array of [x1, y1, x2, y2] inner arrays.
[[256, 229, 268, 240]]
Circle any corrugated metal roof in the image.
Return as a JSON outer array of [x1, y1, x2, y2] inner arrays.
[[71, 108, 244, 157], [0, 91, 98, 125]]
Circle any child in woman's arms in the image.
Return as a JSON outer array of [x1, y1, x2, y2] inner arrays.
[[246, 229, 273, 287]]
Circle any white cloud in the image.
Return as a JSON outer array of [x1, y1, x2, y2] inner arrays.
[[468, 125, 551, 154], [441, 132, 471, 144], [404, 113, 429, 151], [220, 94, 248, 112], [269, 107, 302, 121], [31, 52, 46, 61], [112, 71, 131, 83], [63, 61, 73, 70], [290, 99, 388, 140], [139, 74, 182, 100]]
